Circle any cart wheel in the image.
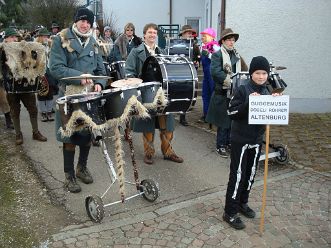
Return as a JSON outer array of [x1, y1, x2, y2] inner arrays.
[[140, 179, 159, 202], [274, 144, 289, 165], [85, 195, 104, 223]]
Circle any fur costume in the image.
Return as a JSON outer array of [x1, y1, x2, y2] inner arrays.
[[0, 41, 46, 83]]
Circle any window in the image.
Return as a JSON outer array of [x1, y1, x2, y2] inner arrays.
[[186, 18, 201, 35]]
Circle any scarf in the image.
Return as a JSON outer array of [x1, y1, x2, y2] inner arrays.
[[220, 44, 241, 73], [72, 23, 92, 47]]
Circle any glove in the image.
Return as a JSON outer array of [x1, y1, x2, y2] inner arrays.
[[222, 77, 231, 89], [223, 63, 232, 74]]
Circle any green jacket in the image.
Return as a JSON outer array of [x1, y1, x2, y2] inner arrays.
[[49, 28, 106, 143], [125, 43, 175, 132]]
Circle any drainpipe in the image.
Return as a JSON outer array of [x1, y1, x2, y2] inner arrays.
[[221, 0, 226, 31], [169, 0, 172, 24]]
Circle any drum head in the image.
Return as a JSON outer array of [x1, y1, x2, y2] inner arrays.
[[111, 78, 142, 88]]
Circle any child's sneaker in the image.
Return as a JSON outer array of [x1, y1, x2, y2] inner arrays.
[[223, 212, 246, 230], [216, 146, 229, 158]]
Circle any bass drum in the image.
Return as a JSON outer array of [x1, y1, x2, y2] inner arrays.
[[141, 55, 198, 115], [231, 72, 250, 96], [109, 61, 126, 82], [166, 38, 194, 59]]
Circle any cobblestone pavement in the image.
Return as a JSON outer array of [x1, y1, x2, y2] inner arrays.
[[48, 98, 331, 247], [49, 168, 331, 248]]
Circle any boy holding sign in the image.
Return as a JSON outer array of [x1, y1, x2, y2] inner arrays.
[[223, 56, 281, 229]]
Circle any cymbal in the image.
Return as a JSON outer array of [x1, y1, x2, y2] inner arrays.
[[111, 78, 143, 88], [60, 75, 112, 81], [271, 65, 287, 70]]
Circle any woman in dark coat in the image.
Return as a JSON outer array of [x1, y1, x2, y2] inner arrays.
[[206, 28, 247, 158]]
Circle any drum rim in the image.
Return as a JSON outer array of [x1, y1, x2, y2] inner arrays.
[[139, 82, 162, 87], [110, 60, 126, 66], [56, 92, 102, 104]]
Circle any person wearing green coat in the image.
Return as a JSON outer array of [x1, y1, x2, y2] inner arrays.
[[125, 23, 183, 165], [49, 8, 106, 193], [206, 28, 247, 158]]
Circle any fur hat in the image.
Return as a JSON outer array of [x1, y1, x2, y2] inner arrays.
[[74, 8, 94, 26], [179, 24, 197, 37], [249, 56, 270, 76], [124, 23, 135, 33], [220, 28, 239, 41], [200, 28, 216, 39], [37, 28, 51, 36], [4, 28, 20, 38]]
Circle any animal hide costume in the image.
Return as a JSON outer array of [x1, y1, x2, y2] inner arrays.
[[0, 41, 46, 83]]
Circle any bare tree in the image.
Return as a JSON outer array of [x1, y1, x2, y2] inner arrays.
[[22, 0, 80, 31], [102, 10, 120, 40]]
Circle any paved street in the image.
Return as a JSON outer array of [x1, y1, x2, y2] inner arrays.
[[12, 97, 331, 247]]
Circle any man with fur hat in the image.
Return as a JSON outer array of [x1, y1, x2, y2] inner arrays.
[[1, 28, 47, 145], [223, 56, 280, 230], [49, 7, 107, 193], [206, 28, 247, 158], [110, 22, 142, 62]]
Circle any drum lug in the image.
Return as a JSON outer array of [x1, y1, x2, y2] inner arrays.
[[87, 102, 91, 110], [120, 92, 124, 99]]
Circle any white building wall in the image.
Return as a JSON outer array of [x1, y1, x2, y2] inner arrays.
[[225, 0, 331, 112], [103, 0, 169, 36]]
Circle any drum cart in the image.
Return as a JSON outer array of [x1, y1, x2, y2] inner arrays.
[[259, 142, 289, 165], [85, 129, 159, 223]]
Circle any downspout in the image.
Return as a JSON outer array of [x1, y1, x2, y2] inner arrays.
[[210, 0, 212, 27], [221, 0, 226, 31], [169, 0, 172, 24]]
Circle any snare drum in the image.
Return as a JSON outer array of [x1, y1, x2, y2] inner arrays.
[[109, 61, 126, 81], [141, 55, 198, 114], [267, 72, 287, 94], [102, 86, 141, 120], [166, 38, 194, 59], [56, 92, 105, 128], [231, 72, 250, 96]]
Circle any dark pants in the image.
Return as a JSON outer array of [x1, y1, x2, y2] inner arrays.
[[224, 141, 261, 216], [216, 127, 230, 148], [201, 56, 215, 117], [6, 93, 38, 134]]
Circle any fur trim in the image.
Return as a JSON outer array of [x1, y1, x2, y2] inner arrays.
[[59, 28, 74, 53], [0, 41, 46, 83]]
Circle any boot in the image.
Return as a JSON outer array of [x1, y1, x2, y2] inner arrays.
[[76, 164, 93, 184], [41, 112, 48, 122], [4, 112, 14, 129], [47, 112, 54, 121], [32, 131, 47, 142], [179, 114, 188, 126], [64, 172, 81, 193], [15, 132, 23, 145], [76, 145, 93, 184]]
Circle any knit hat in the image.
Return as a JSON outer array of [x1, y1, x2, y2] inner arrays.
[[220, 28, 239, 41], [249, 56, 270, 76], [179, 24, 197, 37], [200, 28, 216, 39], [74, 8, 94, 26], [37, 28, 51, 36], [4, 28, 20, 38], [104, 26, 111, 32]]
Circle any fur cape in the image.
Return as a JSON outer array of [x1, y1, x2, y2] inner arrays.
[[0, 41, 46, 83]]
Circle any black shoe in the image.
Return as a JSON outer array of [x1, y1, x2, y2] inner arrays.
[[216, 146, 229, 158], [223, 212, 246, 230], [239, 204, 256, 218], [198, 116, 207, 123], [180, 120, 189, 126]]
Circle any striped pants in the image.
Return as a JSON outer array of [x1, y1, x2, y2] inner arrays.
[[224, 141, 261, 216]]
